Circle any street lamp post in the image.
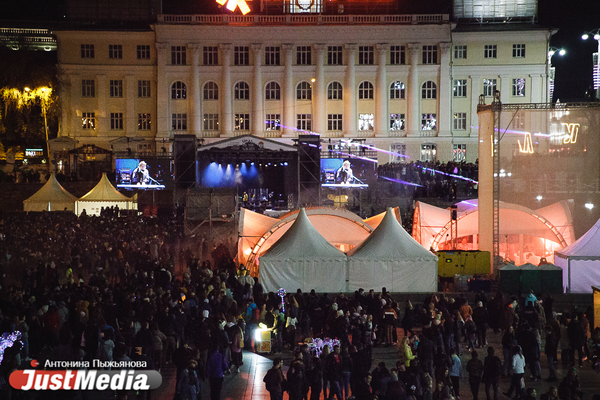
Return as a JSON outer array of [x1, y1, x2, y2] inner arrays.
[[547, 47, 566, 103], [582, 30, 600, 101]]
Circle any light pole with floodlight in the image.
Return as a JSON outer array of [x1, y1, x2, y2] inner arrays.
[[582, 30, 600, 100], [547, 47, 566, 102]]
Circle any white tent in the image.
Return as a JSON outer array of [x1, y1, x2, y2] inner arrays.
[[23, 173, 77, 212], [75, 173, 136, 216], [555, 217, 600, 293], [258, 208, 348, 293], [348, 207, 438, 292]]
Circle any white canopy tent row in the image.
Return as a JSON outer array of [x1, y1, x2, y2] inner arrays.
[[258, 208, 438, 293], [555, 217, 600, 293]]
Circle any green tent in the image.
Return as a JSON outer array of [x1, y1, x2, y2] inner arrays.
[[519, 263, 543, 293], [539, 263, 563, 294], [499, 263, 521, 293]]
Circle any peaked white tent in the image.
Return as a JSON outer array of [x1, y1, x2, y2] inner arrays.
[[23, 173, 78, 212], [555, 217, 600, 293], [75, 173, 136, 216], [348, 208, 438, 292], [258, 208, 348, 293]]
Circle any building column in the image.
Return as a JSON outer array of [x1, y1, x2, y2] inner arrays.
[[251, 43, 263, 136], [282, 44, 295, 137], [189, 43, 201, 137], [155, 43, 169, 138], [125, 74, 136, 135], [469, 75, 480, 138], [407, 43, 420, 137], [220, 44, 232, 137], [69, 74, 80, 137], [314, 44, 326, 135], [530, 73, 542, 103], [58, 74, 70, 137], [438, 42, 451, 137], [344, 44, 357, 137], [96, 74, 107, 137], [376, 43, 388, 137], [499, 74, 510, 103]]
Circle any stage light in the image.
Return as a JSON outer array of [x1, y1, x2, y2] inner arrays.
[[268, 162, 271, 165], [284, 162, 288, 166], [585, 203, 594, 210], [536, 195, 543, 201], [251, 162, 254, 165]]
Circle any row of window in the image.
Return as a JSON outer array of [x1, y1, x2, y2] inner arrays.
[[81, 44, 151, 60], [453, 44, 526, 60], [82, 77, 527, 101], [81, 112, 468, 132]]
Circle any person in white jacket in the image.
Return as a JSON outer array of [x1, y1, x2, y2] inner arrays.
[[504, 345, 525, 399]]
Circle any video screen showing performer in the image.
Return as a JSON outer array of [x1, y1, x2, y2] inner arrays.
[[335, 160, 355, 184], [132, 161, 151, 184]]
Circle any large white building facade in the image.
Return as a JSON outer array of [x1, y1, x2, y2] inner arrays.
[[53, 2, 553, 168]]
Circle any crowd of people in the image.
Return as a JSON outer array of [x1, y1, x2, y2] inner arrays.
[[0, 212, 598, 400]]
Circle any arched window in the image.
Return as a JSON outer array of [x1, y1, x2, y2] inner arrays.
[[421, 81, 437, 99], [203, 82, 218, 100], [265, 82, 280, 100], [327, 82, 343, 100], [171, 81, 186, 99], [234, 81, 250, 100], [296, 81, 312, 100], [390, 81, 405, 99], [358, 81, 374, 100]]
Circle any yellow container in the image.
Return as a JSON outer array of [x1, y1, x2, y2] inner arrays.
[[437, 250, 491, 277]]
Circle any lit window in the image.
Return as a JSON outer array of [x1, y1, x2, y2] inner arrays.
[[453, 79, 467, 98], [453, 144, 467, 162], [420, 143, 437, 162], [512, 78, 526, 96], [358, 114, 374, 131], [235, 113, 250, 130], [82, 112, 95, 129], [138, 113, 151, 130], [265, 114, 281, 131], [421, 114, 437, 131], [483, 79, 497, 97], [390, 81, 405, 99], [390, 113, 405, 131]]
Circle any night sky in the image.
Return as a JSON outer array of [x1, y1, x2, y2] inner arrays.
[[3, 0, 600, 101]]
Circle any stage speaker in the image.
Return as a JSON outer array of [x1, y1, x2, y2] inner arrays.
[[297, 134, 321, 206], [173, 135, 196, 188]]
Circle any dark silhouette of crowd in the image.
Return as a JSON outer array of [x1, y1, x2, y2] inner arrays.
[[0, 212, 598, 400]]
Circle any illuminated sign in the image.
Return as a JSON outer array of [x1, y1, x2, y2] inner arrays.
[[518, 132, 534, 154], [25, 148, 44, 157], [216, 0, 251, 14], [562, 123, 580, 144]]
